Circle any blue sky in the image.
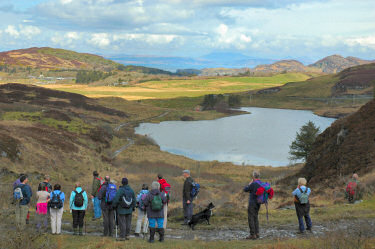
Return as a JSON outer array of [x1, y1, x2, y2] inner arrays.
[[0, 0, 374, 61]]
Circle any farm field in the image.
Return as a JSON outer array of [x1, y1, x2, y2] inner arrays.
[[41, 73, 312, 100]]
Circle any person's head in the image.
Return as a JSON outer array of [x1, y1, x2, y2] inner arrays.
[[142, 184, 148, 190], [20, 175, 28, 184], [182, 169, 190, 178], [105, 176, 110, 183], [122, 178, 128, 186], [19, 173, 25, 179], [352, 173, 359, 180], [151, 181, 160, 190], [93, 171, 99, 177], [44, 175, 51, 182], [54, 184, 61, 191], [298, 178, 307, 186], [75, 182, 81, 188], [252, 171, 260, 180], [157, 174, 163, 180]]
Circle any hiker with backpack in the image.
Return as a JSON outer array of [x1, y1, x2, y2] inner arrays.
[[292, 177, 312, 234], [112, 178, 136, 241], [345, 173, 360, 204], [157, 174, 171, 229], [91, 171, 103, 220], [244, 171, 274, 240], [143, 181, 167, 243], [98, 176, 117, 237], [50, 184, 65, 235], [134, 184, 149, 237], [39, 175, 53, 193], [69, 182, 88, 236], [182, 169, 194, 225], [36, 183, 50, 232], [13, 173, 25, 189], [14, 175, 32, 229]]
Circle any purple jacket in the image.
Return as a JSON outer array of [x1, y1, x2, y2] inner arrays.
[[13, 178, 21, 189]]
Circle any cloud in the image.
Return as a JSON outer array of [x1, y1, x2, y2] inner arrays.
[[51, 31, 80, 46], [88, 33, 111, 48], [346, 35, 375, 49], [212, 24, 252, 49], [5, 25, 19, 38], [4, 24, 41, 39], [113, 33, 180, 44]]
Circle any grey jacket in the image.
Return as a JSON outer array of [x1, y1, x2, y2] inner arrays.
[[143, 189, 167, 218]]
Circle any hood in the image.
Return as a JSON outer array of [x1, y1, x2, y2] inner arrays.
[[150, 189, 160, 195]]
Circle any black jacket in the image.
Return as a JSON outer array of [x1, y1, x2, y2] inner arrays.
[[183, 177, 193, 201]]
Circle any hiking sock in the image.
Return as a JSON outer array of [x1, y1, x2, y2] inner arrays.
[[149, 228, 155, 243], [158, 228, 165, 242]]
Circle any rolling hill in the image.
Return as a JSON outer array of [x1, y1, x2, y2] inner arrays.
[[309, 55, 374, 73], [253, 60, 321, 73]]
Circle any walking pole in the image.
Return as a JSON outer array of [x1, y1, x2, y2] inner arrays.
[[114, 210, 118, 239]]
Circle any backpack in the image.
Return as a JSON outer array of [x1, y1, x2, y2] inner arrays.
[[151, 194, 163, 211], [137, 191, 148, 211], [346, 181, 357, 196], [13, 185, 24, 202], [160, 181, 171, 201], [50, 192, 63, 209], [97, 177, 105, 192], [255, 181, 273, 204], [74, 190, 84, 207], [120, 188, 133, 209], [105, 183, 117, 204], [298, 187, 309, 204], [39, 182, 52, 192], [190, 181, 200, 199]]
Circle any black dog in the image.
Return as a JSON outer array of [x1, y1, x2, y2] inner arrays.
[[188, 202, 215, 230]]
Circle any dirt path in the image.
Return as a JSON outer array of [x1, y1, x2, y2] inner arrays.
[[111, 111, 169, 159], [60, 218, 375, 241]]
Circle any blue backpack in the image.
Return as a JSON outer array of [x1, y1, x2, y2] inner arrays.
[[190, 181, 200, 199], [105, 183, 117, 204]]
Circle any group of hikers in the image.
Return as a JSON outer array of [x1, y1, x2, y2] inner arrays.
[[12, 169, 197, 243], [12, 168, 360, 242], [243, 171, 361, 239]]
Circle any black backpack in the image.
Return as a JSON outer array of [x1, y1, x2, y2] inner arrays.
[[50, 192, 63, 209], [74, 190, 84, 207], [120, 189, 133, 209]]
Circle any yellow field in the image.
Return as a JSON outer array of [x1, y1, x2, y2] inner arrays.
[[39, 73, 311, 100]]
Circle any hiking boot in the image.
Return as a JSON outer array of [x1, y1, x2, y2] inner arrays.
[[306, 227, 312, 232], [134, 233, 140, 237], [73, 228, 78, 236], [149, 228, 156, 243], [256, 234, 260, 239], [297, 230, 305, 235], [116, 238, 126, 241], [157, 228, 165, 242], [79, 227, 83, 236], [246, 235, 257, 240], [125, 236, 130, 240]]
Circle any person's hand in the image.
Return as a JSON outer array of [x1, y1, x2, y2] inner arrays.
[[187, 200, 191, 204]]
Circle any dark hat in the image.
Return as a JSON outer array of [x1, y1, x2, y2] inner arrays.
[[122, 178, 128, 185], [93, 171, 99, 177]]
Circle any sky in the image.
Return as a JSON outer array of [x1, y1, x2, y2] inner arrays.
[[0, 0, 374, 61]]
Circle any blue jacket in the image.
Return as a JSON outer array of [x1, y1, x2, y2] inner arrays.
[[136, 189, 149, 210], [51, 190, 65, 207], [292, 186, 311, 199], [15, 184, 32, 206], [243, 180, 261, 206], [69, 187, 88, 210]]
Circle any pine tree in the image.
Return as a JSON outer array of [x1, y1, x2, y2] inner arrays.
[[289, 121, 320, 161]]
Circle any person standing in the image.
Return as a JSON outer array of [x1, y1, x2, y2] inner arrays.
[[14, 175, 32, 229], [143, 181, 167, 243], [157, 174, 171, 229], [112, 178, 136, 241], [98, 176, 117, 237], [69, 182, 88, 236], [36, 184, 50, 232], [346, 173, 360, 203], [134, 184, 149, 237], [91, 171, 102, 220], [292, 178, 312, 234], [39, 175, 52, 193], [243, 171, 262, 240], [182, 170, 193, 225], [50, 184, 65, 235]]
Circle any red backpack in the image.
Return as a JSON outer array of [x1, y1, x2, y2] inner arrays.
[[346, 181, 357, 196]]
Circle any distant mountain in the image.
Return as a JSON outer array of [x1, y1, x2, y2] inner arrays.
[[110, 52, 275, 72], [0, 47, 121, 70], [253, 60, 320, 73], [309, 55, 374, 73]]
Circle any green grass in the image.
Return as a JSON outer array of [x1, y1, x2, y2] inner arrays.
[[1, 112, 92, 134]]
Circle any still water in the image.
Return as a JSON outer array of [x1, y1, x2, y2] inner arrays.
[[135, 107, 336, 166]]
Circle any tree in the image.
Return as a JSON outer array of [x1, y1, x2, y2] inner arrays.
[[289, 121, 320, 161]]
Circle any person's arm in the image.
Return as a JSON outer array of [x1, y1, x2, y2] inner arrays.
[[83, 191, 88, 210], [132, 191, 136, 209], [61, 192, 65, 203], [69, 191, 74, 210], [307, 188, 311, 196], [98, 185, 105, 201]]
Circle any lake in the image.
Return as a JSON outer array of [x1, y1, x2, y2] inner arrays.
[[135, 107, 336, 166]]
